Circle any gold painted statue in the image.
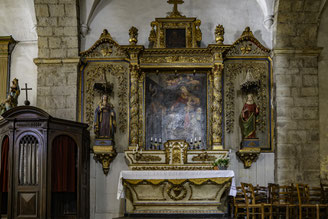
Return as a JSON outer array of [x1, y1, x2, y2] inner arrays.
[[0, 78, 20, 115], [94, 94, 117, 140]]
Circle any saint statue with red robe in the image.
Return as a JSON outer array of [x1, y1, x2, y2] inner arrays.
[[240, 94, 259, 139]]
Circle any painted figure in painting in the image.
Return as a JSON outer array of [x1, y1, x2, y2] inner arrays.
[[0, 78, 20, 115], [170, 85, 200, 129], [94, 94, 116, 139], [240, 93, 259, 139]]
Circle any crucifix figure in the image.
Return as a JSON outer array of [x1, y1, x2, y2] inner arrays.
[[167, 0, 184, 17], [21, 83, 32, 106]]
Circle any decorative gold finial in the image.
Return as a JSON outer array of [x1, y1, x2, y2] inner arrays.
[[241, 26, 254, 38], [129, 26, 138, 45], [167, 0, 185, 18], [100, 29, 113, 40], [215, 24, 224, 44]]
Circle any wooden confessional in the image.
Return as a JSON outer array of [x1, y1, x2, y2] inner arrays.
[[0, 106, 90, 218]]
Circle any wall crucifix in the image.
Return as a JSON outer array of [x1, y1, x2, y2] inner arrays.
[[21, 83, 32, 106]]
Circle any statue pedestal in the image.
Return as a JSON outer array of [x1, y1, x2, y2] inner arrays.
[[93, 138, 116, 175], [241, 138, 259, 148]]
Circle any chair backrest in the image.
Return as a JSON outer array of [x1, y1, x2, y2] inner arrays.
[[268, 183, 279, 204], [296, 184, 310, 205], [278, 185, 295, 204], [233, 186, 246, 205], [241, 182, 256, 205], [254, 184, 268, 203], [308, 186, 322, 204], [320, 183, 328, 203]]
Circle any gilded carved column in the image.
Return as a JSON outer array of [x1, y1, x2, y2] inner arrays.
[[0, 36, 16, 102], [130, 65, 140, 147], [212, 63, 223, 149], [138, 72, 145, 147]]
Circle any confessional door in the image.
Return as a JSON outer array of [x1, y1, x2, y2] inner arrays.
[[13, 132, 44, 218]]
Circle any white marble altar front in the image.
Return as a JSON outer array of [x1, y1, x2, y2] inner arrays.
[[118, 170, 236, 215]]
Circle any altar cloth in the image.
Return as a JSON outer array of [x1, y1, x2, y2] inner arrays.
[[117, 170, 236, 199]]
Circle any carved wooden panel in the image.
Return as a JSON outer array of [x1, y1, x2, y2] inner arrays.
[[17, 192, 37, 217], [18, 135, 39, 185]]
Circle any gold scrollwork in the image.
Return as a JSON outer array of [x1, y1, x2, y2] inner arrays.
[[93, 146, 117, 175], [140, 56, 213, 63], [80, 29, 127, 58], [191, 152, 216, 162], [236, 148, 261, 168], [225, 63, 267, 133], [226, 27, 270, 56], [85, 64, 128, 133], [135, 153, 162, 162]]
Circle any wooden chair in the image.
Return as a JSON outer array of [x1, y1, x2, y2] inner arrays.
[[232, 186, 247, 218], [254, 185, 268, 204], [241, 182, 272, 219], [296, 184, 328, 219], [268, 184, 297, 219]]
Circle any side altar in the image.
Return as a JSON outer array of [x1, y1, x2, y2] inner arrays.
[[78, 0, 273, 216]]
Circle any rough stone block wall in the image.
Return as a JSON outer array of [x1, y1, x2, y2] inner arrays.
[[37, 64, 78, 121], [273, 0, 322, 185], [274, 54, 320, 185], [34, 0, 79, 120]]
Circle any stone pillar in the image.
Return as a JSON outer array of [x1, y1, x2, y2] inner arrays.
[[274, 50, 321, 185], [34, 0, 79, 121], [273, 0, 323, 186], [212, 63, 223, 149]]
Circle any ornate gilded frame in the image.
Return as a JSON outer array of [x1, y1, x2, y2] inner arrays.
[[79, 26, 273, 154]]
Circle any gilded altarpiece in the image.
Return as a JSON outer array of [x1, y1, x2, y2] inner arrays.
[[78, 2, 273, 214]]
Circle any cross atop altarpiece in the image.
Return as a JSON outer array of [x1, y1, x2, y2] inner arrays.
[[167, 0, 185, 17]]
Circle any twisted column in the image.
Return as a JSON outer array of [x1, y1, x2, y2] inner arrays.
[[212, 64, 223, 148], [130, 65, 139, 146]]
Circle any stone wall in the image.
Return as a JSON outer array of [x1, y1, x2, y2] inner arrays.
[[34, 0, 79, 121], [273, 0, 323, 185], [318, 3, 328, 183]]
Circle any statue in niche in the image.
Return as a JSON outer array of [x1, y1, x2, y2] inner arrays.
[[239, 70, 260, 148], [240, 93, 259, 139], [0, 78, 20, 115], [94, 94, 116, 141]]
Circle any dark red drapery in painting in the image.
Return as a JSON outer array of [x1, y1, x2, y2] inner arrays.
[[52, 135, 77, 192], [0, 136, 9, 193]]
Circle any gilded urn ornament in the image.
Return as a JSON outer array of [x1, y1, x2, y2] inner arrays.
[[215, 24, 224, 44]]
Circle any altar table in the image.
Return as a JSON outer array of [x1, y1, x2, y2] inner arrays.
[[118, 170, 236, 215]]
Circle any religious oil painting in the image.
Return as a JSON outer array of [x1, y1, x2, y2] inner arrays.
[[145, 72, 207, 149], [165, 29, 186, 48]]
